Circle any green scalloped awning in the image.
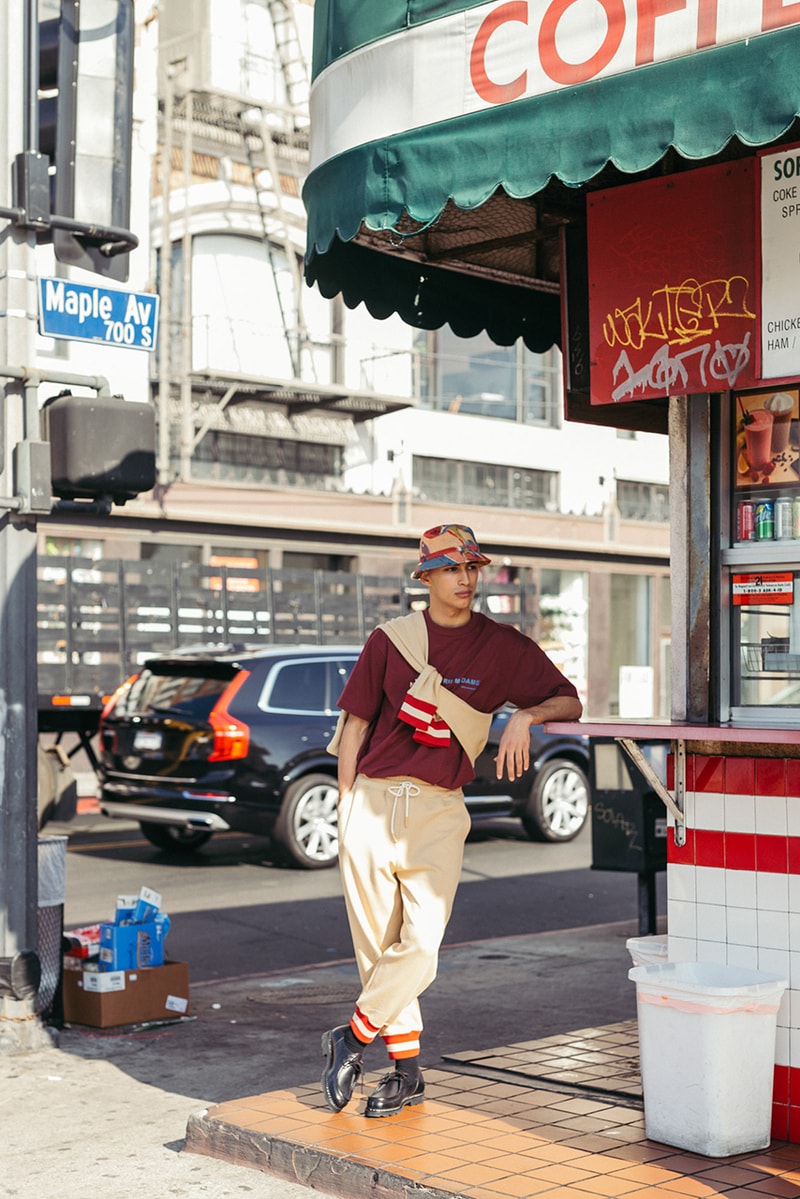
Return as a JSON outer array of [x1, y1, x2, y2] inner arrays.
[[304, 15, 800, 352]]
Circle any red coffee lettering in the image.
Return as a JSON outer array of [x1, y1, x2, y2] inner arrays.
[[470, 1, 528, 104], [696, 0, 719, 46], [539, 0, 625, 85], [763, 0, 800, 29], [636, 0, 687, 64]]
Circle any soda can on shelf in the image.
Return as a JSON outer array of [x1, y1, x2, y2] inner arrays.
[[737, 501, 755, 541], [755, 500, 775, 539], [775, 496, 793, 539]]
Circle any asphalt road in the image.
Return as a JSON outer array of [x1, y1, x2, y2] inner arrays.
[[48, 808, 668, 1064], [54, 812, 662, 984], [46, 806, 662, 1087]]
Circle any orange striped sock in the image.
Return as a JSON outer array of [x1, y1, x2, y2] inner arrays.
[[350, 1006, 380, 1045], [383, 1030, 421, 1060]]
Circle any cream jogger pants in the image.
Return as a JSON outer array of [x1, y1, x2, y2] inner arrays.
[[338, 773, 471, 1048]]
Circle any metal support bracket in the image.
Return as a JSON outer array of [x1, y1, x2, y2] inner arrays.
[[616, 736, 686, 848], [673, 739, 687, 848]]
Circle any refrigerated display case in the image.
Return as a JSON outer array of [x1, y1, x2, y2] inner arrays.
[[724, 388, 800, 724]]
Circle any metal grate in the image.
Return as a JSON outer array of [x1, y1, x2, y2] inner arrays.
[[36, 904, 64, 1021]]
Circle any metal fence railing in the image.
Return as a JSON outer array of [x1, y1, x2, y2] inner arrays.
[[37, 557, 537, 700]]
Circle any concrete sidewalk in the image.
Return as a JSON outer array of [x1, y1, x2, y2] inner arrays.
[[3, 921, 797, 1199], [187, 1023, 800, 1199]]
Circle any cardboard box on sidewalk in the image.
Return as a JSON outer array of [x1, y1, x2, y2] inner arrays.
[[63, 961, 190, 1028], [98, 915, 170, 971]]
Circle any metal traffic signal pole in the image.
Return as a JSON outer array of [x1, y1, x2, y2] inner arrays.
[[0, 0, 51, 1050], [0, 0, 145, 1046]]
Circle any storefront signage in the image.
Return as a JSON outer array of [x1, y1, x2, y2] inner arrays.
[[732, 572, 794, 605], [760, 145, 800, 379], [587, 159, 757, 405], [467, 0, 800, 102], [312, 2, 800, 167]]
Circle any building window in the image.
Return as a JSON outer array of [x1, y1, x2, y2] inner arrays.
[[193, 431, 341, 486], [539, 569, 588, 701], [159, 233, 300, 381], [141, 543, 202, 566], [609, 574, 654, 717], [617, 480, 670, 521], [414, 329, 561, 427], [414, 456, 558, 511], [282, 551, 355, 572]]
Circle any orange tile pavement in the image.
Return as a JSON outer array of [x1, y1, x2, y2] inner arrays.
[[184, 1021, 800, 1198]]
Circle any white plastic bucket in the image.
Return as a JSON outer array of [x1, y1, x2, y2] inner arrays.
[[626, 934, 668, 967], [629, 961, 787, 1157]]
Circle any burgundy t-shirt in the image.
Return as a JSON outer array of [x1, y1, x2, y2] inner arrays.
[[337, 609, 578, 789]]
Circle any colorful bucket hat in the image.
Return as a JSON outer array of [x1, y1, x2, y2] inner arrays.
[[412, 524, 492, 578]]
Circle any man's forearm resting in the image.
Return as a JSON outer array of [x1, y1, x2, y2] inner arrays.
[[519, 695, 583, 726]]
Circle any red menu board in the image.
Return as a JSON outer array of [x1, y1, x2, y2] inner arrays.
[[587, 160, 758, 406]]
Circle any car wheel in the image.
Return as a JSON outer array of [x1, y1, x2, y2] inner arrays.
[[139, 822, 213, 852], [273, 773, 339, 869], [522, 758, 590, 843]]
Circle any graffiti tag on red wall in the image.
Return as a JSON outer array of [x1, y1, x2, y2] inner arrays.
[[587, 160, 758, 405]]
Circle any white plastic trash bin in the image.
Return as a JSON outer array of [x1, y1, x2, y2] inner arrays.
[[630, 961, 787, 1157], [626, 934, 668, 967]]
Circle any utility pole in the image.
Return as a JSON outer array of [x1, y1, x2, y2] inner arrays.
[[0, 0, 51, 1051]]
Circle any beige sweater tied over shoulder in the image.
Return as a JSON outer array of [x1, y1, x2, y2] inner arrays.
[[328, 611, 492, 766]]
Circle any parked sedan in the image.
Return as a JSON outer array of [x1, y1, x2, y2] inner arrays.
[[98, 644, 590, 868]]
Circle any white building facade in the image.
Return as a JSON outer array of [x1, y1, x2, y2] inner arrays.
[[34, 0, 671, 719]]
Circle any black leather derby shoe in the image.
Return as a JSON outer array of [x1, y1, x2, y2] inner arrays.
[[365, 1069, 425, 1118], [321, 1026, 363, 1112]]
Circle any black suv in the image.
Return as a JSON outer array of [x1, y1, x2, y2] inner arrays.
[[98, 645, 590, 869]]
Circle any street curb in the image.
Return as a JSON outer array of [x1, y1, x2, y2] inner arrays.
[[185, 1110, 439, 1199]]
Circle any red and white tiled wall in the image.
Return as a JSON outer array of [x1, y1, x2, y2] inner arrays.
[[666, 754, 800, 1141]]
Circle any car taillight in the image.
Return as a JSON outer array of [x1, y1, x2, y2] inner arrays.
[[99, 673, 141, 729], [208, 671, 251, 761]]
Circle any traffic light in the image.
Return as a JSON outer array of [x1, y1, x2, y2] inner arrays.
[[36, 0, 135, 280], [42, 392, 156, 507]]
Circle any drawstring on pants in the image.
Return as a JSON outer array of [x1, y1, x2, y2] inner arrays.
[[387, 781, 420, 839]]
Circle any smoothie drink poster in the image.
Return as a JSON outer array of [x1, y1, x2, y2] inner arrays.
[[734, 389, 800, 489]]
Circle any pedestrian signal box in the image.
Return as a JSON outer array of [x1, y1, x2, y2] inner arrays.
[[42, 392, 156, 506]]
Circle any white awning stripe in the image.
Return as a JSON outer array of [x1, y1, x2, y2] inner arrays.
[[310, 0, 800, 172]]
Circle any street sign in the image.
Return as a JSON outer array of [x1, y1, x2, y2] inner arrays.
[[38, 277, 159, 352]]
